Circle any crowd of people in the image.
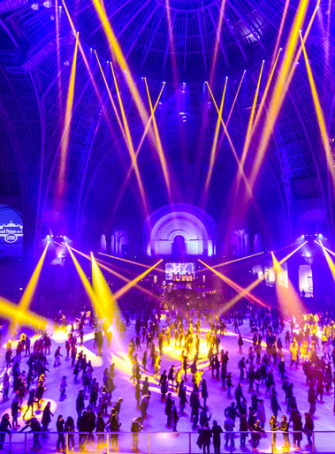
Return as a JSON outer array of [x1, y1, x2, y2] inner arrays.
[[0, 302, 333, 453]]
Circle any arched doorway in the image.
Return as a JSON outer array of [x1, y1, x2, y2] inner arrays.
[[172, 235, 186, 257], [143, 204, 216, 256], [111, 229, 130, 257]]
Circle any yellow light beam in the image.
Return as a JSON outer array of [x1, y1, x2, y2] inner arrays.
[[19, 242, 50, 312], [11, 242, 50, 332], [323, 249, 335, 281], [206, 83, 254, 198], [165, 0, 178, 89], [114, 259, 163, 300], [110, 83, 166, 218], [55, 0, 63, 112], [0, 296, 47, 331], [66, 245, 104, 319], [57, 31, 79, 197], [96, 258, 158, 298], [62, 1, 119, 142], [199, 242, 299, 274], [241, 2, 319, 207], [216, 71, 245, 154], [69, 246, 156, 299], [91, 253, 116, 321], [205, 78, 228, 192], [271, 0, 290, 68], [224, 71, 245, 128], [134, 83, 166, 164], [97, 258, 142, 278], [236, 60, 265, 190], [98, 252, 165, 272], [92, 0, 168, 200], [95, 52, 126, 139], [271, 251, 304, 314], [219, 241, 307, 312], [99, 252, 151, 268], [299, 31, 335, 190], [91, 0, 156, 141], [317, 242, 335, 281], [278, 241, 307, 266], [110, 62, 149, 215], [285, 0, 321, 88], [325, 247, 335, 258], [198, 251, 264, 273], [144, 78, 171, 196], [199, 259, 268, 308], [246, 0, 312, 197], [250, 48, 282, 137], [209, 0, 227, 84]]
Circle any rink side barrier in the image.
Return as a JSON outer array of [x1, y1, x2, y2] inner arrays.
[[0, 429, 322, 454]]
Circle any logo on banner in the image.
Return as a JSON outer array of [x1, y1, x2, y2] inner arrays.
[[0, 221, 23, 243]]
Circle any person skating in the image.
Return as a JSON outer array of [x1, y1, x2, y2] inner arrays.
[[201, 422, 212, 454], [269, 415, 280, 452], [65, 416, 75, 451], [211, 420, 223, 454], [292, 412, 303, 450], [171, 400, 179, 431], [41, 402, 53, 435], [131, 416, 143, 452], [190, 390, 203, 429], [54, 347, 62, 367], [56, 415, 65, 453], [165, 393, 173, 427], [179, 382, 188, 414], [224, 414, 234, 450], [304, 412, 314, 448], [0, 414, 11, 450], [106, 408, 121, 451], [76, 390, 85, 418], [251, 419, 264, 452], [159, 370, 168, 401], [59, 376, 67, 400], [78, 410, 88, 452], [280, 415, 290, 452], [23, 389, 36, 420]]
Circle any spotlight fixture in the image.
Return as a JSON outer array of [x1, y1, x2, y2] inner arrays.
[[43, 234, 71, 243], [31, 3, 39, 10], [301, 234, 321, 243], [43, 0, 51, 7]]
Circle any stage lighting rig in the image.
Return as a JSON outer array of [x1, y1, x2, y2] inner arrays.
[[300, 234, 327, 243], [29, 0, 51, 10], [43, 235, 72, 244]]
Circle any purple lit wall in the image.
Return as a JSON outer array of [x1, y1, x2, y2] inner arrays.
[[143, 204, 216, 257]]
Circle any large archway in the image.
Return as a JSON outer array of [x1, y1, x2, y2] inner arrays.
[[143, 204, 216, 257]]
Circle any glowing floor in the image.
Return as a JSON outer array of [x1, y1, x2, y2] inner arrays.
[[0, 315, 334, 454]]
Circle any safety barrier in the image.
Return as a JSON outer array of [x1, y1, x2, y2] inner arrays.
[[0, 429, 327, 454]]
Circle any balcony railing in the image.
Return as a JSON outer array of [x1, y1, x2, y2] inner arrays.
[[0, 429, 324, 454]]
